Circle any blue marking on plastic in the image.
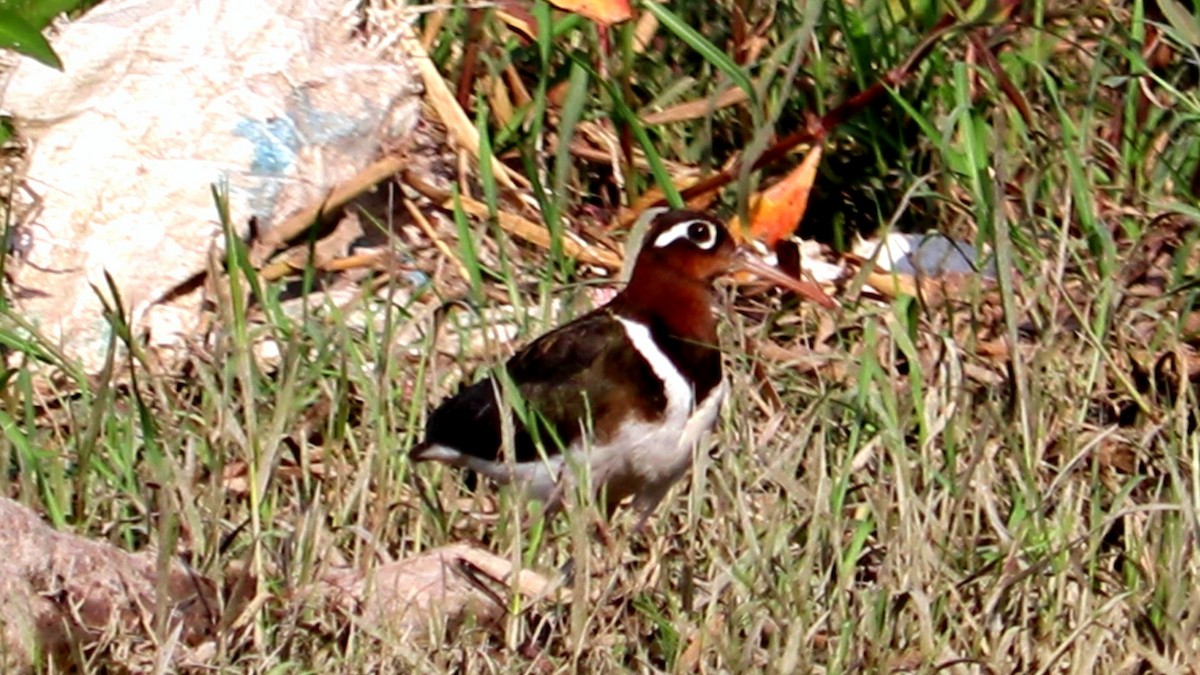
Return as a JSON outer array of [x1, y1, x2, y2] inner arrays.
[[289, 88, 370, 143], [233, 117, 301, 175], [233, 116, 304, 217]]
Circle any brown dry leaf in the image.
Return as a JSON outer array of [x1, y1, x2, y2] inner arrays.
[[259, 209, 371, 280], [548, 0, 633, 25], [1098, 438, 1139, 475], [752, 337, 845, 379], [252, 155, 405, 265], [401, 166, 618, 269], [420, 8, 445, 49], [319, 544, 559, 640], [546, 78, 572, 107], [503, 63, 533, 108], [864, 269, 920, 299], [487, 73, 516, 127], [574, 120, 701, 181], [730, 144, 823, 247], [222, 461, 251, 495], [675, 614, 726, 671], [632, 9, 658, 52]]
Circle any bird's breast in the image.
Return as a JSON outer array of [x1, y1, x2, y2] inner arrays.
[[591, 318, 727, 484]]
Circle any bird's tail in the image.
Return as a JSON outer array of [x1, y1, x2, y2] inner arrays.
[[409, 442, 463, 465], [409, 441, 434, 462]]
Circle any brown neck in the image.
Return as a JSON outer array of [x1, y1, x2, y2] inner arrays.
[[613, 265, 723, 399], [617, 265, 717, 346]]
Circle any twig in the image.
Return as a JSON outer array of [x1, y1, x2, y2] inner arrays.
[[399, 25, 526, 192], [619, 2, 1021, 223], [401, 170, 623, 269], [450, 194, 623, 269], [251, 155, 405, 265]]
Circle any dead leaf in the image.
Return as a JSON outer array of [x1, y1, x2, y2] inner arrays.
[[1098, 438, 1139, 475], [487, 73, 515, 127], [676, 614, 726, 672], [548, 0, 633, 25], [252, 155, 405, 265], [864, 270, 920, 299], [730, 144, 823, 248], [632, 9, 658, 52], [398, 26, 526, 194], [319, 544, 559, 639]]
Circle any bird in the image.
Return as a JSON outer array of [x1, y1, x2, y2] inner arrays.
[[410, 209, 835, 528]]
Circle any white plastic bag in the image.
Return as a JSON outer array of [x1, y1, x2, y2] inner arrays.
[[1, 0, 420, 372]]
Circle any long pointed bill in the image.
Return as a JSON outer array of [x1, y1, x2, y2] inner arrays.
[[733, 248, 839, 309]]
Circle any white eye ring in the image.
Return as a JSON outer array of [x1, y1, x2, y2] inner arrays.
[[652, 219, 718, 250]]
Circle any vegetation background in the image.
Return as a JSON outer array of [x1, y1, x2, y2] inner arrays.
[[2, 0, 1199, 672]]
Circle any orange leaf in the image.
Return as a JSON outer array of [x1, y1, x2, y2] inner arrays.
[[737, 144, 823, 248], [548, 0, 633, 26]]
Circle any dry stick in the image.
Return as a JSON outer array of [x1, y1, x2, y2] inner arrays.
[[252, 20, 536, 272], [402, 169, 624, 270], [682, 15, 964, 204], [968, 31, 1034, 129], [455, 9, 486, 110], [400, 26, 525, 192], [642, 87, 750, 126], [259, 13, 974, 274], [620, 5, 1010, 224], [323, 252, 386, 273], [624, 19, 960, 225], [451, 194, 623, 269], [487, 73, 516, 128], [420, 8, 446, 50], [251, 155, 406, 265], [503, 63, 533, 107], [259, 251, 386, 283], [632, 10, 658, 53], [258, 259, 296, 282]]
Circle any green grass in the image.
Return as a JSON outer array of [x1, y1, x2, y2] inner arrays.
[[3, 0, 1200, 671]]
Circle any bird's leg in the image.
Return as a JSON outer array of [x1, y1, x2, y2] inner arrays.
[[540, 459, 575, 520], [592, 511, 615, 549], [631, 509, 655, 537], [630, 482, 671, 537], [541, 483, 565, 520], [589, 486, 630, 549], [558, 556, 576, 586]]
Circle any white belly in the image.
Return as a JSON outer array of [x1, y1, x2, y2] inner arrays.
[[582, 377, 726, 503], [574, 319, 727, 509]]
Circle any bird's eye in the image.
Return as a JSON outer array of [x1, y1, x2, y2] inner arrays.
[[687, 221, 715, 247], [651, 217, 722, 249]]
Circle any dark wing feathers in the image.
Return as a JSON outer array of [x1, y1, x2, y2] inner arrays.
[[416, 309, 666, 463]]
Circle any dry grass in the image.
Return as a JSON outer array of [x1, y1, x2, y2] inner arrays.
[[2, 0, 1200, 672]]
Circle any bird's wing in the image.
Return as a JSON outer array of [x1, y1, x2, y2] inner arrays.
[[415, 309, 665, 463]]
